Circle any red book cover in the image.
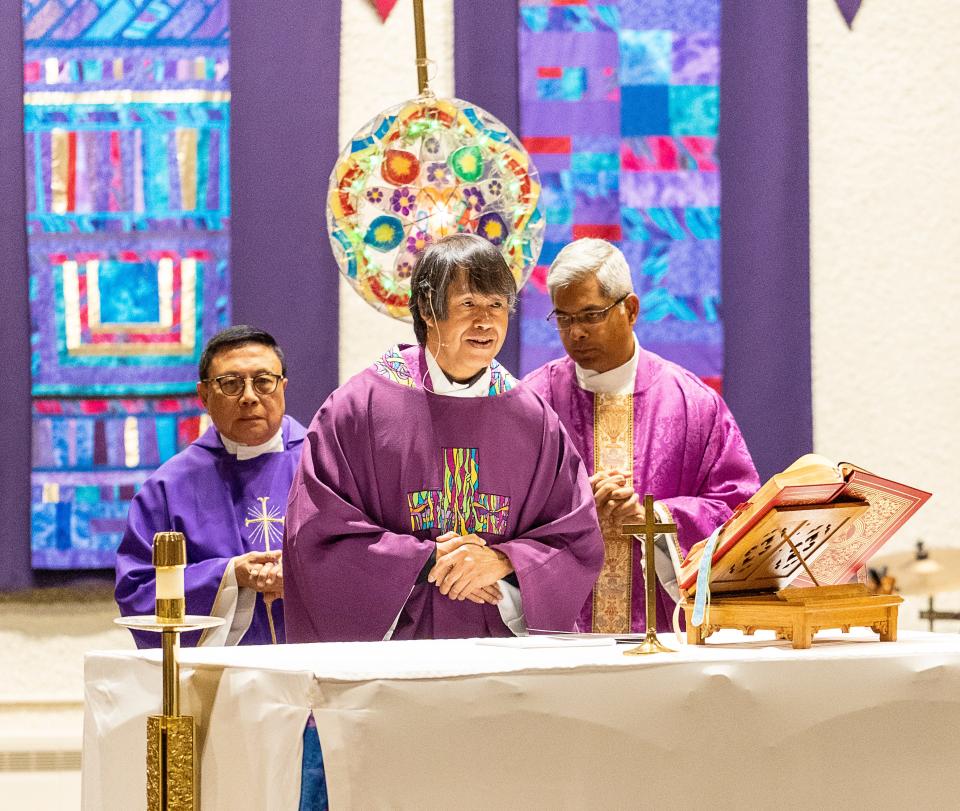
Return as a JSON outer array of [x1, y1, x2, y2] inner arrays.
[[791, 470, 932, 587]]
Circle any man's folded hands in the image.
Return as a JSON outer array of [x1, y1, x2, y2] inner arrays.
[[234, 550, 284, 596], [428, 532, 511, 605]]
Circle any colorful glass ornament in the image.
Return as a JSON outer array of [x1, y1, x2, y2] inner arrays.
[[327, 96, 545, 320]]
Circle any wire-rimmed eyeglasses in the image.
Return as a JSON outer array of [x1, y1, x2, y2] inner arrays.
[[546, 295, 628, 331], [201, 373, 285, 397]]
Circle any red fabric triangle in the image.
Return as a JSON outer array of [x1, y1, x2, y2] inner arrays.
[[372, 0, 400, 23]]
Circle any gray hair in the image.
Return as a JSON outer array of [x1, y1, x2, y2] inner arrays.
[[546, 238, 634, 300]]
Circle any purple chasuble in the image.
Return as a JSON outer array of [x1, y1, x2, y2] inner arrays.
[[115, 415, 307, 647], [283, 345, 604, 642], [524, 351, 760, 633]]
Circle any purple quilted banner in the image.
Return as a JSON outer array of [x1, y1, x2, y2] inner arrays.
[[24, 0, 231, 568], [517, 0, 722, 392]]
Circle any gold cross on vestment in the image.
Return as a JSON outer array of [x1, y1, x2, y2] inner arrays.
[[245, 496, 285, 551]]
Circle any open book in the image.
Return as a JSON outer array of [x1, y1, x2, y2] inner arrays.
[[677, 454, 931, 596]]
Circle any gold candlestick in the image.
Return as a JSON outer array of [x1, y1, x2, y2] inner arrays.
[[116, 532, 223, 810], [621, 495, 678, 656]]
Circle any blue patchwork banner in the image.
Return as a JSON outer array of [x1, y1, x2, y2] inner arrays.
[[24, 0, 231, 568], [517, 0, 722, 391]]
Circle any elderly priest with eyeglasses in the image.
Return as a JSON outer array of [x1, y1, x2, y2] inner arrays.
[[523, 239, 760, 635], [283, 233, 604, 642], [115, 325, 306, 646]]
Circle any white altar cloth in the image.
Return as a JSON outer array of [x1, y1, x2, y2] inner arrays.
[[83, 630, 960, 810]]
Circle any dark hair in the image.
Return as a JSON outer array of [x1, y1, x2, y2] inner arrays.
[[198, 325, 286, 380], [408, 234, 517, 345]]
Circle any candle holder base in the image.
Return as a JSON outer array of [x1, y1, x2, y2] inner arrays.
[[147, 714, 197, 810], [623, 631, 675, 656]]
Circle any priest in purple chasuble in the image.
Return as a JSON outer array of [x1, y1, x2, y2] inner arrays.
[[115, 326, 306, 647], [284, 235, 604, 642], [524, 239, 760, 634]]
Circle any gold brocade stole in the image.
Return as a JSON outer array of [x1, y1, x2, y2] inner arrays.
[[591, 393, 635, 633]]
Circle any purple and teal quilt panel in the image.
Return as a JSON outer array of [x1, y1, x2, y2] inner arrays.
[[517, 0, 722, 391], [30, 397, 210, 568], [24, 0, 231, 568]]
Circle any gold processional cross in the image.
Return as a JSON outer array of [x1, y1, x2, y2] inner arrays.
[[621, 493, 678, 655]]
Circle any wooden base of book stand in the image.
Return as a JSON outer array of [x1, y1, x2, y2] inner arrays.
[[681, 584, 903, 650]]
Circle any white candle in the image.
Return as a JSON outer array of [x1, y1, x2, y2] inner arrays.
[[156, 566, 185, 600]]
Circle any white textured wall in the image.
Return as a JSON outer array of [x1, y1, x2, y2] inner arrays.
[[809, 1, 960, 626], [0, 589, 131, 745], [0, 589, 128, 807], [336, 0, 455, 381]]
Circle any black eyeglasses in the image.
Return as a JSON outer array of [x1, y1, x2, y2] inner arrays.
[[547, 295, 628, 331], [202, 373, 284, 397]]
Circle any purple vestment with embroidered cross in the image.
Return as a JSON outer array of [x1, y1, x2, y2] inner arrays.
[[524, 350, 759, 633], [115, 415, 306, 647], [283, 345, 604, 642]]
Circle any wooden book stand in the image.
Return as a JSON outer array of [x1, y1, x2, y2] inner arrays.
[[681, 502, 903, 649]]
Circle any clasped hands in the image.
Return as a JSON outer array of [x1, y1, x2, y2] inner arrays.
[[590, 468, 645, 524], [234, 550, 283, 598], [427, 532, 514, 606]]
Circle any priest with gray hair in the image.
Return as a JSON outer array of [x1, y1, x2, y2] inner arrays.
[[283, 233, 604, 642], [523, 238, 760, 635]]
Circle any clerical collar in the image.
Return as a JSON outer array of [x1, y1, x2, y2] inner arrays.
[[423, 347, 491, 398], [574, 335, 639, 395], [219, 427, 284, 460]]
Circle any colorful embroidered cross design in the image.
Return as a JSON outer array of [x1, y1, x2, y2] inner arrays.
[[488, 364, 516, 395], [374, 347, 416, 387], [408, 448, 511, 535]]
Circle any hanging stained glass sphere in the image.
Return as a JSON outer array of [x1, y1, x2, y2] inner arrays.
[[327, 96, 545, 320]]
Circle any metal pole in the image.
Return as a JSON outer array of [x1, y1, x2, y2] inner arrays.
[[413, 0, 429, 94], [644, 524, 657, 640], [161, 629, 179, 717]]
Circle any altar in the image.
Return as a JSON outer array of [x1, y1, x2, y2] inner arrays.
[[83, 631, 960, 810]]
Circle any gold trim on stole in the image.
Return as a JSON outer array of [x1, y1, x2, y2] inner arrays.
[[591, 393, 635, 633]]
